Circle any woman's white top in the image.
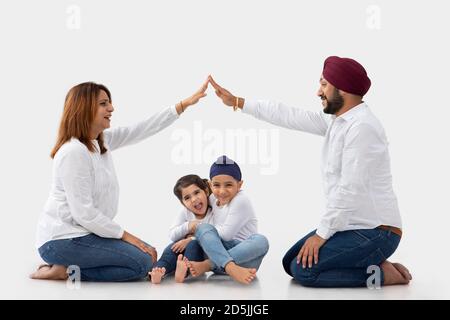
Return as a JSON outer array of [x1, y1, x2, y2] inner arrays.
[[35, 106, 179, 248]]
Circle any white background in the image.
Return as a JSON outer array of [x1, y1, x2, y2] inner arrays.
[[1, 0, 449, 299]]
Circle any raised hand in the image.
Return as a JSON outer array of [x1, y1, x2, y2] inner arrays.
[[176, 79, 209, 114], [208, 75, 244, 110]]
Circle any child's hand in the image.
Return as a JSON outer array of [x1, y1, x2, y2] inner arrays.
[[171, 238, 191, 253], [188, 221, 200, 234]]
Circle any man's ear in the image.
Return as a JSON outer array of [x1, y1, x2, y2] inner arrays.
[[238, 180, 243, 190], [338, 89, 347, 97]]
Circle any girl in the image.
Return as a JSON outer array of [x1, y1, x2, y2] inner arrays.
[[31, 81, 208, 281], [149, 175, 212, 284], [186, 155, 270, 285]]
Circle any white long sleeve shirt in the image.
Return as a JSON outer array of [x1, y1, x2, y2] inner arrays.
[[168, 207, 214, 242], [209, 191, 258, 241], [35, 106, 179, 248], [243, 100, 401, 240]]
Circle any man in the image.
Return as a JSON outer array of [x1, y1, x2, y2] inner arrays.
[[208, 56, 412, 287]]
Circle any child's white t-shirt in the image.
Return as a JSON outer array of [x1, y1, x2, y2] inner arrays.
[[209, 190, 258, 242]]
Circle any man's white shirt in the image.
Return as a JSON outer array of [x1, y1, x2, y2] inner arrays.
[[243, 100, 402, 240]]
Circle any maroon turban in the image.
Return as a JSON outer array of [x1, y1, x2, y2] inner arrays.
[[322, 56, 371, 96]]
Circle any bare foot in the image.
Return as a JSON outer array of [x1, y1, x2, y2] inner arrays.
[[225, 262, 257, 285], [149, 267, 166, 284], [175, 255, 189, 283], [187, 259, 211, 277], [392, 262, 412, 281], [381, 261, 411, 285], [30, 264, 68, 280]]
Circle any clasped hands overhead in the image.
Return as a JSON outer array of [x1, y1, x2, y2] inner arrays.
[[176, 75, 244, 115]]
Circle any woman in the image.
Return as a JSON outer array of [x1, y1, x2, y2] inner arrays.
[[31, 80, 208, 281]]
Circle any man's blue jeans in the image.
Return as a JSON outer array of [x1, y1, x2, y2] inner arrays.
[[38, 234, 153, 282], [154, 240, 205, 274], [282, 228, 401, 287], [195, 223, 269, 273]]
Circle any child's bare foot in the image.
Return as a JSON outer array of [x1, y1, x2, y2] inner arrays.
[[381, 261, 411, 285], [175, 255, 189, 283], [187, 259, 211, 277], [149, 267, 166, 284], [225, 262, 257, 285], [30, 264, 68, 280]]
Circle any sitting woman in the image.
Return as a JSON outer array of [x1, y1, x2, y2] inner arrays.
[[31, 80, 207, 281]]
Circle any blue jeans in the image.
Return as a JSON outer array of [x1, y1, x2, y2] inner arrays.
[[282, 228, 401, 287], [154, 240, 205, 274], [195, 223, 269, 274], [38, 234, 153, 282]]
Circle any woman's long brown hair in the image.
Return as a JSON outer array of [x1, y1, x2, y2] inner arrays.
[[50, 82, 110, 158]]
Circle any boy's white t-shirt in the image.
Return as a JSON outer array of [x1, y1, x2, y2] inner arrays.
[[209, 190, 258, 242]]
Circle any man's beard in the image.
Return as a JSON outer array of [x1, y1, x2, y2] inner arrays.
[[321, 89, 344, 115]]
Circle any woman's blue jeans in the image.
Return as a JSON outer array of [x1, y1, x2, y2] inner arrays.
[[38, 234, 153, 282], [282, 228, 401, 287], [195, 223, 269, 274]]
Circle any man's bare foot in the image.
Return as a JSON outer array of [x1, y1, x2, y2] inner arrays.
[[175, 255, 189, 283], [149, 267, 166, 284], [392, 262, 412, 281], [30, 264, 68, 280], [381, 261, 411, 285], [225, 262, 257, 285], [186, 259, 211, 277]]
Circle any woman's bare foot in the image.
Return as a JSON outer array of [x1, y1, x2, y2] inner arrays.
[[149, 267, 166, 284], [186, 259, 211, 277], [175, 255, 189, 283], [30, 264, 68, 280], [381, 261, 411, 285], [225, 262, 257, 285]]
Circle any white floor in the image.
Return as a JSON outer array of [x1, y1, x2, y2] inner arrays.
[[2, 243, 449, 300]]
